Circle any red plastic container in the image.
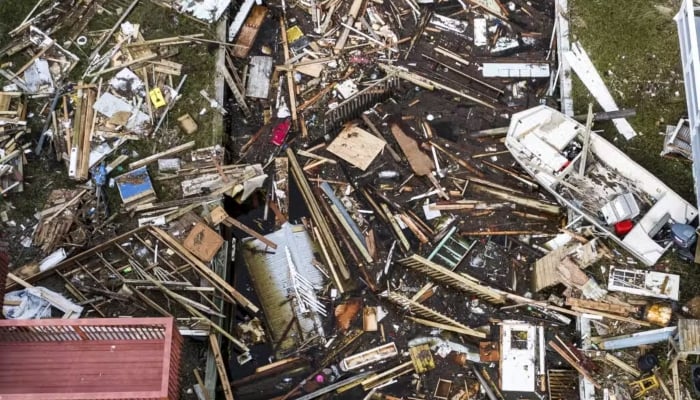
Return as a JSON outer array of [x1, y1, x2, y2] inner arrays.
[[615, 219, 634, 236], [271, 118, 291, 146]]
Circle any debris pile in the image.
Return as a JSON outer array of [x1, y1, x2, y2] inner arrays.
[[1, 1, 700, 400]]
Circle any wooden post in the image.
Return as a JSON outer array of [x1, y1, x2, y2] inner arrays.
[[209, 334, 235, 400], [222, 216, 277, 249], [578, 103, 593, 177]]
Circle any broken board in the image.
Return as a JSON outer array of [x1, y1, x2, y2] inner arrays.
[[564, 42, 636, 140], [326, 126, 385, 171], [233, 6, 268, 58], [183, 222, 225, 262]]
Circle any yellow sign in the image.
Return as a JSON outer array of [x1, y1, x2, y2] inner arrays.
[[286, 25, 303, 43], [149, 88, 166, 108]]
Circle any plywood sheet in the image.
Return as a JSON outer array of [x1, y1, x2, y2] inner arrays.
[[326, 126, 385, 171], [183, 222, 224, 262]]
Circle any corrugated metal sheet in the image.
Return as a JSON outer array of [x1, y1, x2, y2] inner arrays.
[[0, 317, 181, 400], [243, 223, 326, 357]]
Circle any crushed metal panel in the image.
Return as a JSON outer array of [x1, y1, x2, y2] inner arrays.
[[473, 18, 488, 46], [482, 63, 550, 78], [500, 321, 536, 392], [242, 223, 326, 357], [246, 56, 273, 99], [554, 0, 574, 116], [607, 267, 680, 301], [430, 14, 468, 34]]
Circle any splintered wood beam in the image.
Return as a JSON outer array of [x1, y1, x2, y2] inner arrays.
[[138, 264, 248, 352], [382, 291, 486, 339], [549, 340, 600, 389], [128, 141, 195, 170], [603, 353, 640, 378], [398, 255, 506, 304], [193, 369, 212, 400], [565, 297, 637, 316], [149, 227, 259, 314], [469, 183, 560, 214], [568, 306, 651, 327], [222, 216, 277, 249], [224, 51, 251, 118], [209, 334, 236, 400], [407, 316, 484, 337]]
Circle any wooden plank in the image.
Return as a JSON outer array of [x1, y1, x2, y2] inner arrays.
[[565, 297, 635, 316], [326, 125, 385, 171], [222, 216, 277, 249], [603, 353, 640, 378], [209, 334, 235, 400], [569, 306, 651, 327], [390, 125, 448, 199], [232, 6, 267, 58], [128, 141, 195, 170], [564, 42, 636, 139], [193, 369, 212, 400], [223, 51, 251, 117]]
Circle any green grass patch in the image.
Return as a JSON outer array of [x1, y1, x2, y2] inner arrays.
[[570, 0, 694, 202]]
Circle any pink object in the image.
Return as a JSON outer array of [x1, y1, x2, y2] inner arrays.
[[315, 374, 325, 383], [271, 118, 291, 146]]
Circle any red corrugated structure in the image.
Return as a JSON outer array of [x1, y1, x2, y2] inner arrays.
[[0, 317, 182, 400], [0, 251, 7, 314]]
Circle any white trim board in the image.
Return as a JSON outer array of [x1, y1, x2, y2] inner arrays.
[[564, 42, 637, 140]]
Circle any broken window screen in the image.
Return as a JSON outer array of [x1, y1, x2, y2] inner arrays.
[[511, 330, 530, 350]]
